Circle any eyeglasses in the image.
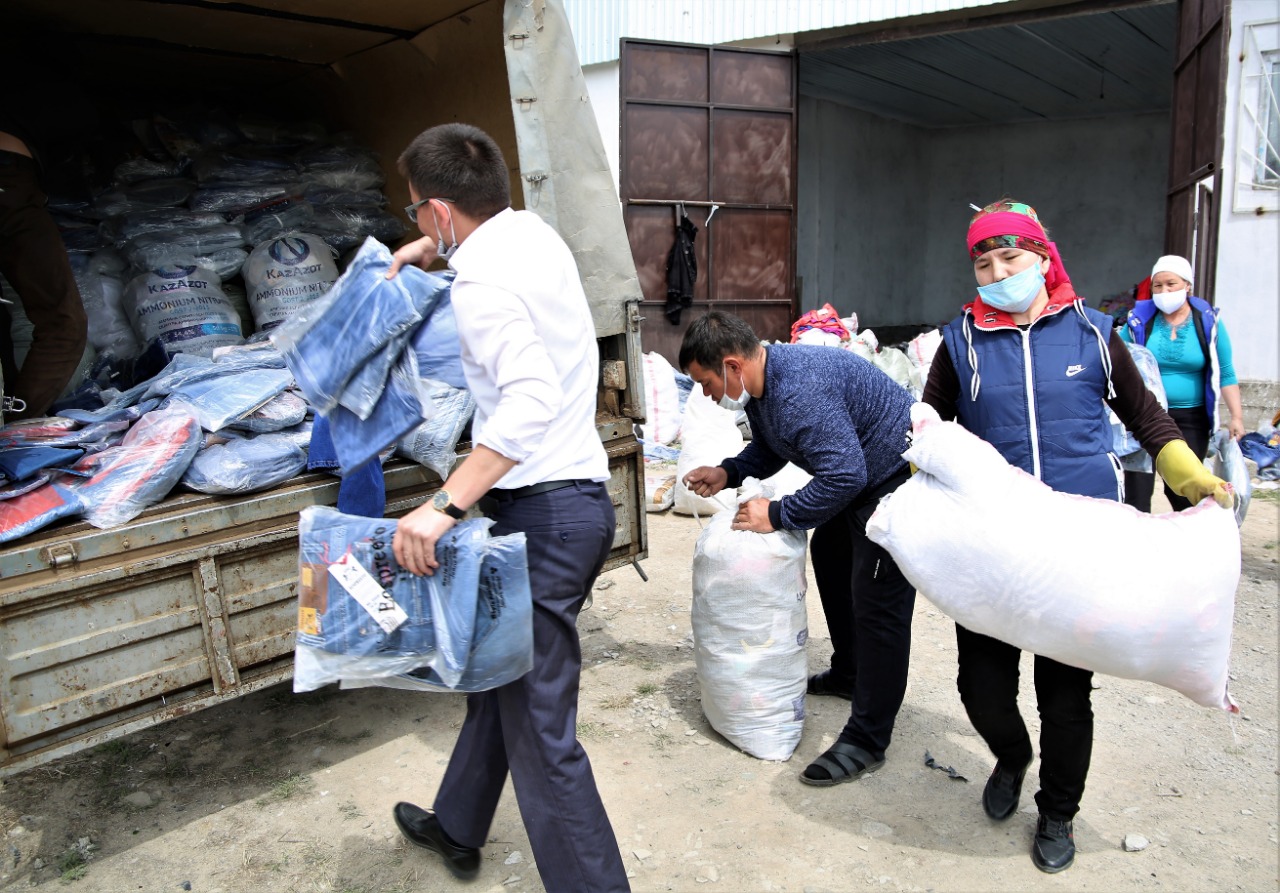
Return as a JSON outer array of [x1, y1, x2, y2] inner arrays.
[[404, 196, 454, 223]]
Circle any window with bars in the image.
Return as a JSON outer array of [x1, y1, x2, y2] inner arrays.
[[1234, 21, 1280, 212]]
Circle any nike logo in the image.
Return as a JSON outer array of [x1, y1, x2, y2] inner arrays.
[[1065, 365, 1086, 377]]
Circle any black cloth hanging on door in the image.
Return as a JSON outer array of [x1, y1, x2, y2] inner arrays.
[[664, 210, 698, 325]]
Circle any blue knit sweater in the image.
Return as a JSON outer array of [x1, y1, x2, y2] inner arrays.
[[720, 344, 915, 530]]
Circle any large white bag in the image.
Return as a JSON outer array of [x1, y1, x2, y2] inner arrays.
[[692, 481, 808, 760], [674, 388, 744, 516], [866, 403, 1240, 712], [639, 351, 683, 445]]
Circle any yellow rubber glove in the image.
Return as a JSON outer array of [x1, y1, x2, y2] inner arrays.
[[1154, 440, 1234, 509]]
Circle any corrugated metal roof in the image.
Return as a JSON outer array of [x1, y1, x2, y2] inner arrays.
[[799, 3, 1177, 126], [564, 0, 1023, 66]]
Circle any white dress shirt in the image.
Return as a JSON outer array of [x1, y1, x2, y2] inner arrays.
[[447, 208, 608, 489]]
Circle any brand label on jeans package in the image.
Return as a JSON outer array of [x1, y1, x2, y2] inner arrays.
[[329, 554, 408, 634]]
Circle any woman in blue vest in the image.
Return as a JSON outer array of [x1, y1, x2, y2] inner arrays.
[[1119, 255, 1245, 513], [921, 200, 1232, 875]]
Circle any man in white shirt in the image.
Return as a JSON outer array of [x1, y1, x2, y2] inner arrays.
[[385, 123, 629, 893]]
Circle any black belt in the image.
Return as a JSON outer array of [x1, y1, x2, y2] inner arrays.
[[488, 479, 584, 501]]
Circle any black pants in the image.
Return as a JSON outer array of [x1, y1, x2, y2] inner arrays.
[[433, 481, 629, 893], [808, 468, 916, 758], [1124, 406, 1211, 513], [0, 150, 87, 418], [955, 624, 1094, 821]]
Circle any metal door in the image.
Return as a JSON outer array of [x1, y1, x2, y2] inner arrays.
[[620, 40, 798, 362], [1167, 0, 1230, 303]]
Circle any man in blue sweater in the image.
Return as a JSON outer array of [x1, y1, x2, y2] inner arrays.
[[681, 310, 917, 786]]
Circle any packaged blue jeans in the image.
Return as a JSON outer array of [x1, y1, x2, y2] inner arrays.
[[272, 237, 449, 416], [344, 530, 534, 694], [293, 508, 493, 691]]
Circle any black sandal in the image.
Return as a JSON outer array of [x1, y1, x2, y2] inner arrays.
[[800, 742, 884, 787], [806, 670, 854, 701]]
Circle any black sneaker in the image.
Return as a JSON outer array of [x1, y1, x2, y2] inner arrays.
[[1031, 814, 1075, 873], [982, 758, 1031, 820], [393, 802, 481, 881]]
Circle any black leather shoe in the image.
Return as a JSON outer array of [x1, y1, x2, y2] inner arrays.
[[982, 758, 1031, 820], [1031, 814, 1076, 873], [393, 802, 481, 881]]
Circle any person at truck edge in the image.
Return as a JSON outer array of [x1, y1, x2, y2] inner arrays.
[[384, 122, 629, 892], [921, 198, 1232, 874], [0, 85, 89, 420], [679, 310, 919, 789], [1119, 252, 1245, 513]]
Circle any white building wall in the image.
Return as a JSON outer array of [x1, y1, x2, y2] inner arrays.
[[1215, 0, 1279, 387]]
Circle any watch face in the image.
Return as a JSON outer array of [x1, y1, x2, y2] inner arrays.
[[431, 490, 451, 511]]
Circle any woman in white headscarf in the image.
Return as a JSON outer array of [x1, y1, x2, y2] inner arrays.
[[1119, 254, 1245, 512]]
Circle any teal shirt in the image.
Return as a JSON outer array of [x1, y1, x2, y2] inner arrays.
[[1119, 314, 1238, 409]]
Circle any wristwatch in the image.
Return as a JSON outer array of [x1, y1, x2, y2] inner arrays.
[[430, 489, 467, 520]]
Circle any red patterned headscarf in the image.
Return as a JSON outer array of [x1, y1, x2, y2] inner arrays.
[[966, 200, 1072, 290]]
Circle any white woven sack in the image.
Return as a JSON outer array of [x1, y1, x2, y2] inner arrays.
[[692, 480, 808, 760], [866, 403, 1240, 712], [639, 351, 682, 445], [674, 388, 744, 516]]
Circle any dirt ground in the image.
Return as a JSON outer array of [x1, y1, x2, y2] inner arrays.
[[1, 490, 1276, 893]]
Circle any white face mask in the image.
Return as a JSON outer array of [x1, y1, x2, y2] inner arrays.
[[434, 206, 459, 261], [717, 364, 749, 412], [1152, 288, 1187, 314]]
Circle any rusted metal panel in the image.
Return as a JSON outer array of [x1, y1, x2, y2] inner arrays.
[[711, 209, 793, 302], [711, 49, 793, 108], [623, 106, 711, 199], [712, 110, 793, 205], [622, 43, 709, 102]]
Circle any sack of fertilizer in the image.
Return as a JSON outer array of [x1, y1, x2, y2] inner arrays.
[[126, 262, 244, 358], [692, 479, 808, 760], [866, 403, 1241, 712], [243, 232, 340, 333]]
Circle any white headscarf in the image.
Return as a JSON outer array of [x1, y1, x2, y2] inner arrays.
[[1151, 254, 1194, 286]]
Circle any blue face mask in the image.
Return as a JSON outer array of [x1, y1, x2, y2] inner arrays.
[[977, 260, 1045, 314]]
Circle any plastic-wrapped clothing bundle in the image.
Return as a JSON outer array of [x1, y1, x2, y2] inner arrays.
[[106, 210, 227, 246], [343, 530, 534, 693], [93, 179, 195, 217], [396, 386, 475, 479], [409, 289, 466, 388], [64, 408, 204, 529], [272, 237, 448, 416], [113, 158, 185, 184], [189, 183, 297, 213], [126, 263, 244, 358], [294, 510, 501, 692], [308, 206, 406, 253], [224, 389, 308, 433], [0, 473, 54, 500], [1206, 429, 1251, 527], [304, 186, 387, 209], [122, 226, 246, 261], [296, 145, 385, 192], [866, 403, 1241, 712], [193, 149, 299, 186], [0, 446, 84, 482], [328, 349, 429, 472], [0, 483, 83, 543], [163, 367, 294, 432], [70, 252, 140, 360], [58, 398, 161, 426], [242, 232, 339, 332], [692, 480, 809, 760], [1111, 343, 1166, 473], [181, 433, 306, 494], [237, 198, 316, 246], [0, 418, 130, 450]]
